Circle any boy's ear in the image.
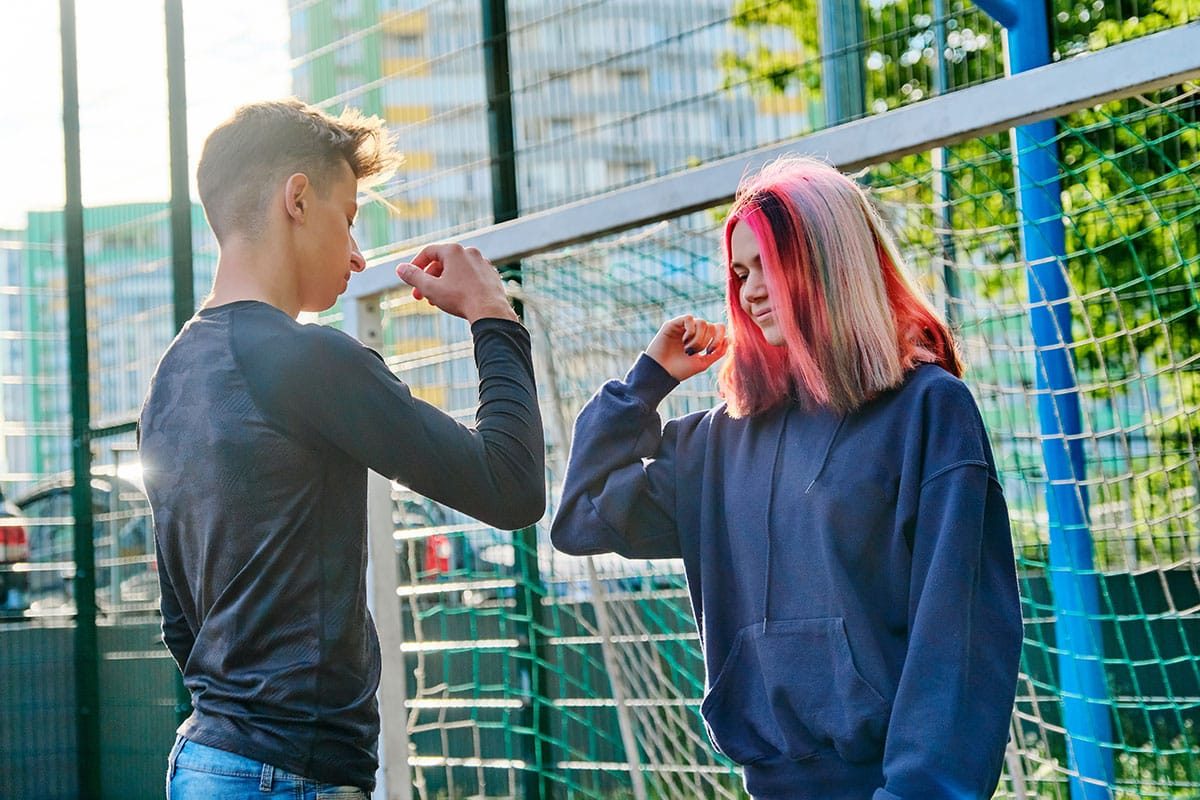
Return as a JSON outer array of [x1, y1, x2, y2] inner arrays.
[[284, 173, 311, 222]]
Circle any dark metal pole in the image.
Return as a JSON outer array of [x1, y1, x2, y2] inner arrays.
[[931, 0, 960, 327], [59, 0, 101, 796], [164, 0, 195, 727], [482, 2, 553, 798], [165, 0, 194, 331], [483, 0, 519, 226]]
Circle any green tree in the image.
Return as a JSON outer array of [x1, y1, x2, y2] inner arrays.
[[721, 0, 1004, 113], [721, 1, 1200, 564]]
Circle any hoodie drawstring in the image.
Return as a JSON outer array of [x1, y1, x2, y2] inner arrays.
[[763, 411, 847, 633], [762, 409, 789, 633], [805, 414, 846, 494]]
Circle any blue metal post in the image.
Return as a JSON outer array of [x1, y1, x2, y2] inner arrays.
[[818, 0, 865, 125], [973, 2, 1112, 797]]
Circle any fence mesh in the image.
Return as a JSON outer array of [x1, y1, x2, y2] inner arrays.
[[2, 2, 242, 795], [369, 80, 1200, 797], [2, 1, 1200, 798]]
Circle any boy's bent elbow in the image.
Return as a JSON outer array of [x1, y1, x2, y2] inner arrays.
[[485, 483, 545, 531], [513, 484, 547, 529]]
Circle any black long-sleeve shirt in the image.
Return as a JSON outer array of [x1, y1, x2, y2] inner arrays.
[[138, 299, 544, 790]]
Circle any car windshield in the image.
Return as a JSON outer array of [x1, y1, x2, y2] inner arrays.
[[7, 474, 155, 618]]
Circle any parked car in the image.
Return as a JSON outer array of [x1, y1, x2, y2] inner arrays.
[[393, 494, 516, 606], [393, 491, 678, 606], [0, 488, 29, 616], [11, 470, 155, 616]]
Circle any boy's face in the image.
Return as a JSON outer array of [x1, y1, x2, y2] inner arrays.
[[296, 160, 366, 312]]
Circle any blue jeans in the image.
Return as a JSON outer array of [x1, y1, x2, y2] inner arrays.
[[166, 736, 370, 800]]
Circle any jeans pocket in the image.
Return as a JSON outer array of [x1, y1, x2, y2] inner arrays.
[[165, 735, 187, 799]]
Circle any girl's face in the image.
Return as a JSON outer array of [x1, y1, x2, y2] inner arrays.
[[730, 221, 783, 346]]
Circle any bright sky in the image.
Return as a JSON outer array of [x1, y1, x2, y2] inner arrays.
[[0, 0, 291, 230]]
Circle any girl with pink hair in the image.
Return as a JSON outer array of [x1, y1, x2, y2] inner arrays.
[[552, 156, 1023, 799]]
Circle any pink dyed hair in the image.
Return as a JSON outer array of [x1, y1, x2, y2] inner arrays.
[[718, 156, 961, 417]]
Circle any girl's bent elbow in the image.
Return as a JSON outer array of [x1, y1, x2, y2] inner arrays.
[[550, 521, 596, 556]]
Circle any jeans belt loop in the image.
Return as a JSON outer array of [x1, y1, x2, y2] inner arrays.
[[259, 763, 274, 792]]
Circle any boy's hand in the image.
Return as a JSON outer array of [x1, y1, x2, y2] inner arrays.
[[396, 243, 518, 323], [645, 315, 727, 382]]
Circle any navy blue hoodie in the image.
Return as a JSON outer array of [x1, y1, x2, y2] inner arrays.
[[551, 355, 1022, 799]]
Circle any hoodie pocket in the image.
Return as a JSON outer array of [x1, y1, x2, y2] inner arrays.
[[699, 625, 784, 764], [700, 617, 890, 765]]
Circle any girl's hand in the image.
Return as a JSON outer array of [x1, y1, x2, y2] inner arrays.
[[645, 315, 728, 382]]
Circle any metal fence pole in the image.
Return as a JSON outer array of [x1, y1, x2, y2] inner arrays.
[[483, 0, 519, 226], [481, 2, 554, 796], [346, 295, 415, 800], [585, 559, 649, 800], [59, 0, 101, 795], [818, 0, 865, 125], [931, 0, 960, 328], [973, 2, 1113, 797], [165, 0, 194, 333], [163, 0, 195, 727]]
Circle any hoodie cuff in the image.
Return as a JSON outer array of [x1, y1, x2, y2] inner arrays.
[[622, 353, 680, 410]]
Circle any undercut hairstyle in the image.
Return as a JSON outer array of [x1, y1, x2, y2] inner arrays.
[[196, 98, 401, 242], [719, 155, 961, 418]]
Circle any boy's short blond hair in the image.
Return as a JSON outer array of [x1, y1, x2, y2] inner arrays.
[[197, 99, 401, 241]]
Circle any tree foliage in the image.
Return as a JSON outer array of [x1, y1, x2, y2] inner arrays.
[[721, 0, 1200, 565]]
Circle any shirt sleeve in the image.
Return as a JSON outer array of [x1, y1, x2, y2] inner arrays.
[[874, 459, 1024, 798], [155, 535, 195, 674], [550, 353, 693, 560], [238, 314, 545, 532]]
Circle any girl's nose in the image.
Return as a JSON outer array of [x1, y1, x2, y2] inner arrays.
[[743, 273, 768, 302]]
